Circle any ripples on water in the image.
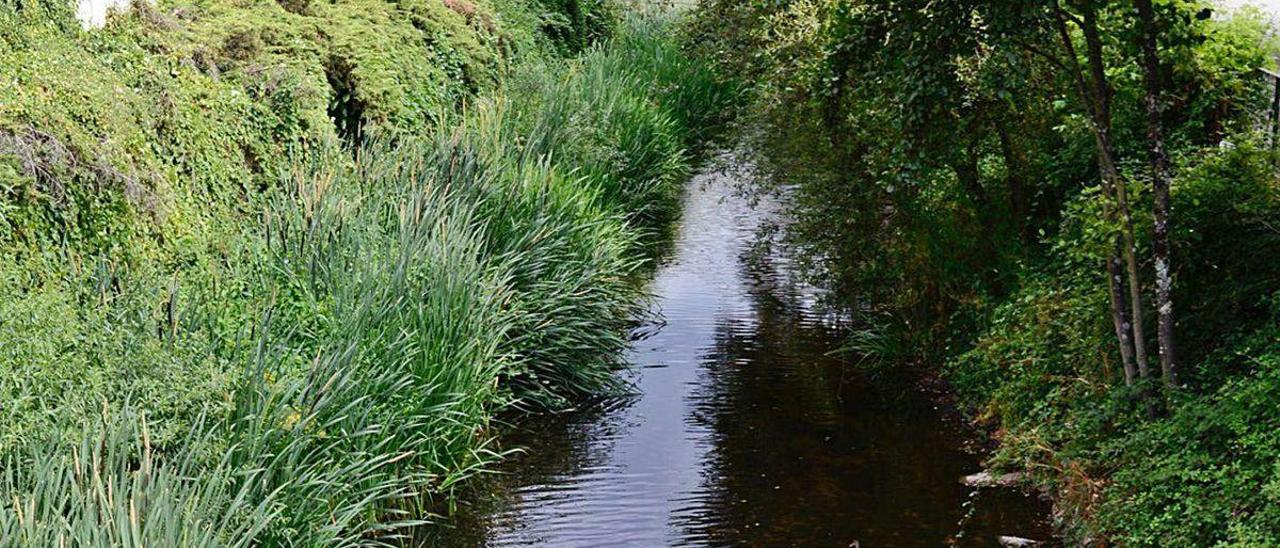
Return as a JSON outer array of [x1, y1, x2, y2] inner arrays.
[[423, 164, 1054, 547]]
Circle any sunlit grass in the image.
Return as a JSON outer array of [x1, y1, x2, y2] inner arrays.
[[0, 11, 733, 546]]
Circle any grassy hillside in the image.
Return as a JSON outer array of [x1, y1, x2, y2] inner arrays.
[[0, 1, 734, 544], [0, 0, 604, 459]]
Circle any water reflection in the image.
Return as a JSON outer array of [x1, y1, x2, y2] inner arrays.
[[425, 163, 1053, 546]]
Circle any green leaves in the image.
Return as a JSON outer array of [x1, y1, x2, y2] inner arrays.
[[691, 0, 1280, 544], [0, 9, 724, 546]]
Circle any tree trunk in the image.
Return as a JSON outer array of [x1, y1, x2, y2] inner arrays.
[[995, 118, 1032, 245], [1108, 239, 1139, 384], [1052, 0, 1144, 382], [1078, 3, 1152, 380], [1134, 0, 1179, 388], [955, 140, 1004, 295]]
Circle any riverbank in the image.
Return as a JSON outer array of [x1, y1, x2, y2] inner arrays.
[[0, 3, 733, 544], [687, 1, 1280, 545]]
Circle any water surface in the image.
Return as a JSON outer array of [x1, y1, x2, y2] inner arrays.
[[428, 164, 1053, 546]]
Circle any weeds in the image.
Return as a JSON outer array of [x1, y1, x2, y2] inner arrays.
[[0, 10, 731, 545]]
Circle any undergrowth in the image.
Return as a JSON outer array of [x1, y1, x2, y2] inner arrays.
[[688, 0, 1280, 545], [0, 3, 734, 545]]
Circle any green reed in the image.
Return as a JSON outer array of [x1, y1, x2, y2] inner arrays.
[[0, 12, 732, 546]]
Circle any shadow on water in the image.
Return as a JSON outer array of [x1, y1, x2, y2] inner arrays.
[[420, 160, 1054, 547]]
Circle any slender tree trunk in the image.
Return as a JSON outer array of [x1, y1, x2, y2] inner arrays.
[[1079, 3, 1152, 380], [1094, 122, 1152, 381], [995, 118, 1032, 245], [955, 140, 1005, 295], [1108, 239, 1139, 384], [1052, 0, 1143, 382], [1134, 0, 1179, 387]]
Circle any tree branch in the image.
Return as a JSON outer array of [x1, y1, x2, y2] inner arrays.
[[1011, 37, 1067, 71]]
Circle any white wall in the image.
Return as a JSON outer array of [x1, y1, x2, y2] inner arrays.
[[75, 0, 132, 28], [1220, 0, 1280, 19]]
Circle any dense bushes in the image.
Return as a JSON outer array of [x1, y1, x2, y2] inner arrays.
[[0, 3, 732, 544], [947, 139, 1280, 544], [689, 0, 1280, 544], [1097, 329, 1280, 545]]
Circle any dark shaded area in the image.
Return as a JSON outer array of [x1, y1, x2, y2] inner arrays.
[[672, 255, 1050, 547], [325, 55, 366, 146]]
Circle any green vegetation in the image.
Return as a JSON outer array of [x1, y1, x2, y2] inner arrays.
[[690, 0, 1280, 544], [0, 0, 733, 543], [31, 0, 1280, 542]]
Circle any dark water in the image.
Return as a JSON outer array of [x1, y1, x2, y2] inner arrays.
[[426, 165, 1054, 547]]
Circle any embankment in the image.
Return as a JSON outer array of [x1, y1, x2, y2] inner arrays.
[[0, 1, 732, 544]]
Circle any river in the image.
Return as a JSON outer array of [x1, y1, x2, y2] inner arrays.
[[423, 160, 1054, 547]]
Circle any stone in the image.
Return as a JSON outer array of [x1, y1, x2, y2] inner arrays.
[[960, 471, 1025, 488]]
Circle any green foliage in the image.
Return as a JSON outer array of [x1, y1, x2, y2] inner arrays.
[[0, 5, 731, 545], [942, 139, 1280, 545], [691, 0, 1280, 544], [533, 0, 617, 54], [0, 0, 618, 256], [1097, 328, 1280, 546], [1, 410, 278, 547]]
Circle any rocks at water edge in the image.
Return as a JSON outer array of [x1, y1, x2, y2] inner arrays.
[[960, 471, 1025, 488]]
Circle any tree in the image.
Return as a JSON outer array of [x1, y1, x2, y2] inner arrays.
[[1134, 0, 1179, 388], [1050, 0, 1151, 384]]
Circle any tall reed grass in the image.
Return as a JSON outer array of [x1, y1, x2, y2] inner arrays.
[[0, 12, 733, 546]]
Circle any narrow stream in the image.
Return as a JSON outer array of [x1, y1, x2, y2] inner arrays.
[[427, 163, 1054, 546]]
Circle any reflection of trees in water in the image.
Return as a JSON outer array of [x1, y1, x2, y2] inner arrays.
[[673, 244, 1054, 547], [673, 242, 873, 546]]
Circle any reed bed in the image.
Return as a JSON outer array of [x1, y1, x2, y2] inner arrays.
[[0, 12, 733, 547]]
